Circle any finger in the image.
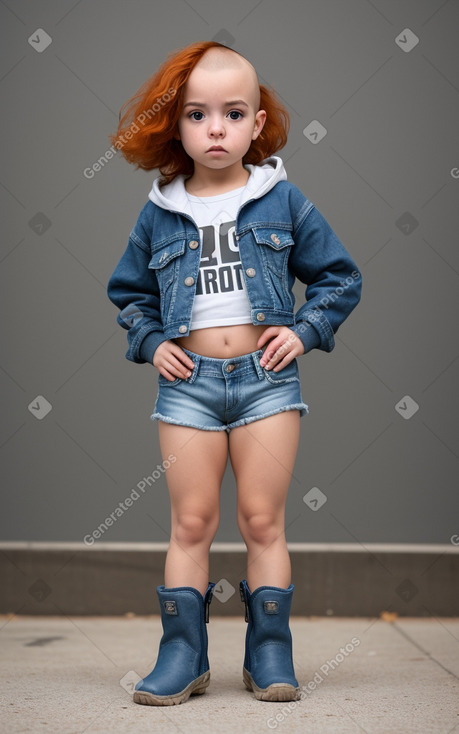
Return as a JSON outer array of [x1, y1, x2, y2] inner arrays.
[[285, 330, 304, 355], [161, 346, 194, 373], [169, 343, 195, 370], [257, 326, 281, 349], [259, 345, 280, 367], [260, 338, 286, 368], [160, 365, 191, 381], [159, 369, 179, 382], [172, 354, 194, 377], [265, 336, 298, 369], [161, 354, 193, 379], [272, 353, 294, 372]]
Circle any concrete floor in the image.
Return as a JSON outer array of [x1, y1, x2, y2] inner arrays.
[[1, 614, 458, 734]]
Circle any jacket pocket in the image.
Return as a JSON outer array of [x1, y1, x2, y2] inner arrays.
[[251, 227, 295, 308], [148, 238, 186, 285], [148, 238, 186, 322], [252, 227, 295, 276]]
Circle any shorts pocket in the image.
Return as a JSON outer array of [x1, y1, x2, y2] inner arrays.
[[158, 373, 183, 387], [262, 358, 300, 385]]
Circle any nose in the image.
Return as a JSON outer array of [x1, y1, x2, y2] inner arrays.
[[208, 115, 225, 138]]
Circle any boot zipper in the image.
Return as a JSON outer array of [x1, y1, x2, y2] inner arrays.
[[239, 581, 249, 622]]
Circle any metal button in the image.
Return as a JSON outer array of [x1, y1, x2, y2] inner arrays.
[[256, 312, 265, 321], [270, 233, 281, 245], [189, 240, 199, 249], [184, 276, 195, 286], [226, 364, 235, 372], [158, 251, 168, 263], [178, 325, 187, 333], [246, 268, 256, 277]]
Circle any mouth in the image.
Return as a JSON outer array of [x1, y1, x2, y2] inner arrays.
[[206, 146, 227, 153]]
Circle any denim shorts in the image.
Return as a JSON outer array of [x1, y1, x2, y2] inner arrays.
[[151, 347, 309, 432]]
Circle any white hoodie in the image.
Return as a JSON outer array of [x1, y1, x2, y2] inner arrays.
[[148, 155, 287, 215]]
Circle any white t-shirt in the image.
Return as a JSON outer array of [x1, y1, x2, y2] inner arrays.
[[186, 186, 253, 330]]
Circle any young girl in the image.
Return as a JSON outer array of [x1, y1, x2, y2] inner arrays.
[[107, 41, 361, 706]]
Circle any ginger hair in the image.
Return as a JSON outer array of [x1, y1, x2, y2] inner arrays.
[[109, 41, 290, 185]]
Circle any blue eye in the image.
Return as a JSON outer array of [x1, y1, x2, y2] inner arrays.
[[228, 110, 243, 120], [190, 111, 204, 120]]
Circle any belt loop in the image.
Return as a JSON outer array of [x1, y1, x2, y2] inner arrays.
[[186, 352, 201, 383], [252, 350, 265, 380]]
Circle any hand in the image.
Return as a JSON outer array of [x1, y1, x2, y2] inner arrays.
[[153, 340, 195, 381], [257, 326, 304, 371]]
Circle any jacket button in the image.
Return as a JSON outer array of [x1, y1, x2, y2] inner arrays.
[[189, 240, 199, 249], [178, 325, 187, 333], [246, 268, 256, 277], [256, 312, 265, 321], [184, 276, 195, 286], [270, 233, 281, 245]]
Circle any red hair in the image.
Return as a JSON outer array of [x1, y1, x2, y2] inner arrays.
[[109, 41, 290, 185]]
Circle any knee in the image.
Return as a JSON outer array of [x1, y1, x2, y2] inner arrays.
[[238, 512, 282, 546], [174, 512, 218, 546]]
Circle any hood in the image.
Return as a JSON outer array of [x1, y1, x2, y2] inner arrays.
[[148, 155, 287, 215]]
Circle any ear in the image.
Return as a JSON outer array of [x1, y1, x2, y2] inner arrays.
[[252, 109, 267, 140]]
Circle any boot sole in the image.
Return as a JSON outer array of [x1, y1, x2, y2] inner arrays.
[[133, 670, 210, 706], [243, 667, 300, 702]]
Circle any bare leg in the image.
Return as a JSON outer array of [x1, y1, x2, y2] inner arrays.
[[229, 411, 300, 590], [158, 422, 228, 597]]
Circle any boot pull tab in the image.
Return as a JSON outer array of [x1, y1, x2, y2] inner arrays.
[[239, 581, 249, 623], [205, 584, 214, 624]]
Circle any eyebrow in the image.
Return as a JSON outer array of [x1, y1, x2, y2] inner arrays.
[[183, 99, 250, 109]]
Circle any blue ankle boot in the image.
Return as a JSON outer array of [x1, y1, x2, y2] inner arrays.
[[239, 579, 300, 701], [134, 582, 215, 706]]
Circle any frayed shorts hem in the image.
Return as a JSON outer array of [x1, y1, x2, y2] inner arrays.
[[150, 403, 309, 433]]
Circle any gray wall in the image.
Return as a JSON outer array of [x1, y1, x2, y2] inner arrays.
[[1, 0, 458, 544]]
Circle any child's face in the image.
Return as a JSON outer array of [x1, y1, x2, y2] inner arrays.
[[177, 64, 266, 174]]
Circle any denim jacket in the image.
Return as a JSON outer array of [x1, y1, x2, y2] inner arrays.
[[107, 179, 362, 364]]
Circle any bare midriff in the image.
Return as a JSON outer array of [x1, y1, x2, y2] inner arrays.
[[174, 323, 270, 358]]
